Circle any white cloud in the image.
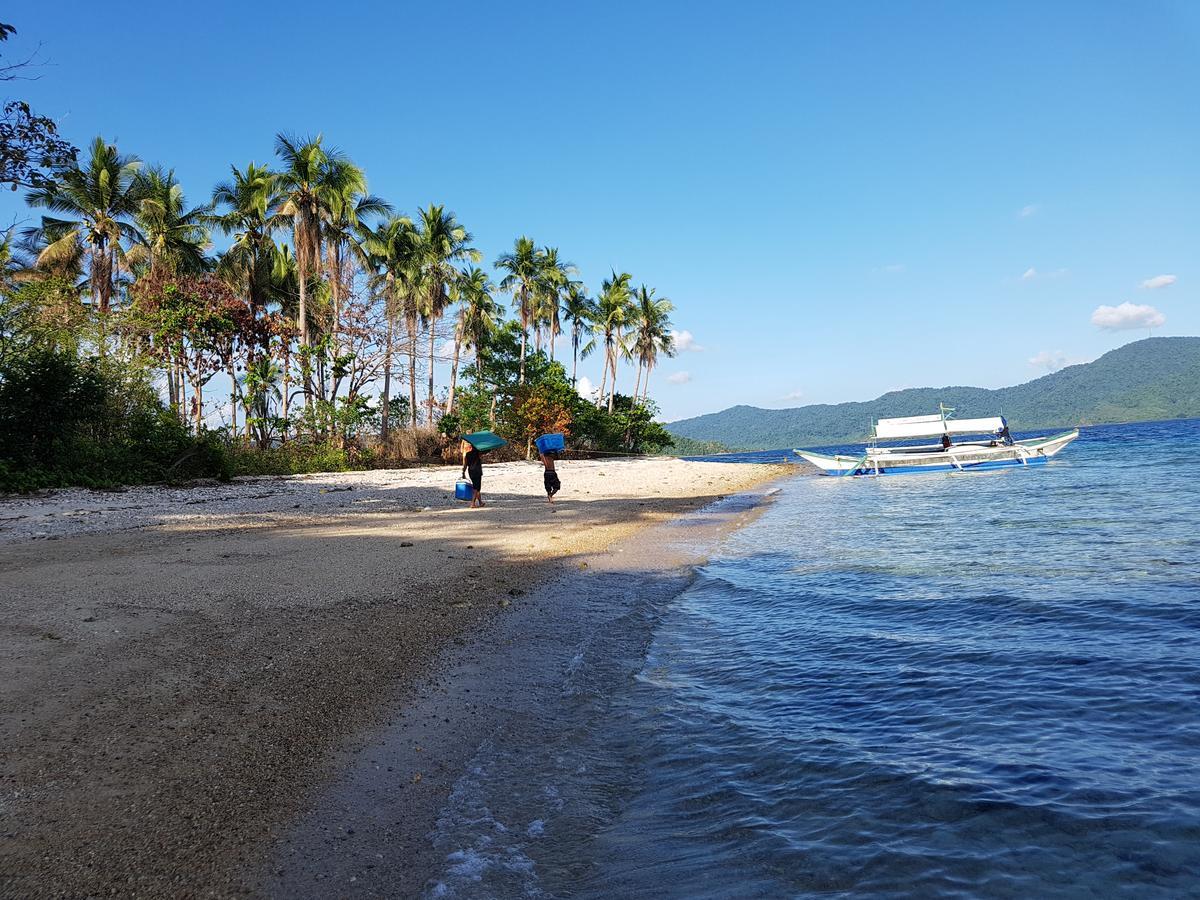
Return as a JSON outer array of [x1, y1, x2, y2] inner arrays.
[[1091, 302, 1166, 331], [882, 263, 906, 273], [1019, 204, 1039, 218], [575, 375, 599, 400], [670, 329, 704, 352], [1141, 274, 1176, 290], [781, 388, 805, 401], [667, 371, 691, 385], [1020, 266, 1068, 281], [1027, 350, 1086, 373]]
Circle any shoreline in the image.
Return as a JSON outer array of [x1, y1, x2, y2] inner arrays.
[[0, 458, 792, 899], [258, 479, 789, 897]]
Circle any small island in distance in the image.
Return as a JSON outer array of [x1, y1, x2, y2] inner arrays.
[[668, 336, 1200, 451]]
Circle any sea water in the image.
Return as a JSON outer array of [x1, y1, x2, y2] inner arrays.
[[427, 420, 1200, 898]]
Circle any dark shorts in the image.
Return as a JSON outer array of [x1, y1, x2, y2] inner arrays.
[[467, 465, 482, 490], [544, 470, 561, 496]]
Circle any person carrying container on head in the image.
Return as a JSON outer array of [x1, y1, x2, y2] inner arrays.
[[535, 433, 565, 503]]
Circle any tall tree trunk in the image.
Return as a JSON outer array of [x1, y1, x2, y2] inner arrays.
[[427, 321, 437, 424], [518, 289, 528, 384], [571, 329, 580, 386], [608, 346, 617, 413], [632, 361, 643, 404], [166, 363, 179, 418], [597, 346, 610, 407], [229, 361, 239, 437], [407, 312, 419, 428], [281, 338, 292, 440], [447, 326, 462, 416], [194, 364, 205, 434], [381, 312, 393, 440]]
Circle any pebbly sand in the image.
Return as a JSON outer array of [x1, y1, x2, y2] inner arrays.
[[0, 457, 791, 899]]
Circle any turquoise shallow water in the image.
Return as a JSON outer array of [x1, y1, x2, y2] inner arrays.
[[429, 420, 1200, 898]]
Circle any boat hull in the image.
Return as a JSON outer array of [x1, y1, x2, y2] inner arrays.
[[796, 429, 1080, 477]]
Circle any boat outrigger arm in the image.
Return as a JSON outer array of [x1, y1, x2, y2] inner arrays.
[[793, 406, 1080, 476]]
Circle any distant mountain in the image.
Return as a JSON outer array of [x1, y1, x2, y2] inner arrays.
[[667, 337, 1200, 449]]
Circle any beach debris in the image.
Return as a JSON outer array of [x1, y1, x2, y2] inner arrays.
[[399, 542, 414, 548], [412, 773, 422, 783], [498, 598, 511, 608], [508, 588, 525, 597]]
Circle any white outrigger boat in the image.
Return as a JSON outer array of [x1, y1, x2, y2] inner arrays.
[[795, 407, 1079, 477]]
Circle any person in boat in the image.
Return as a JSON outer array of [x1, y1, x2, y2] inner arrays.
[[999, 423, 1014, 445], [460, 438, 485, 508], [540, 449, 561, 503], [940, 432, 952, 450]]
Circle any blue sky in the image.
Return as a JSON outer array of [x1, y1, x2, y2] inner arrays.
[[3, 1, 1197, 420]]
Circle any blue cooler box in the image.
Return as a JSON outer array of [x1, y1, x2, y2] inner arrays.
[[455, 479, 474, 501], [535, 433, 565, 454]]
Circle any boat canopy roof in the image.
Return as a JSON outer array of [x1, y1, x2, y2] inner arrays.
[[874, 413, 1006, 440]]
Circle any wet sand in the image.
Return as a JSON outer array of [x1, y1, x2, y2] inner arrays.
[[0, 458, 790, 899]]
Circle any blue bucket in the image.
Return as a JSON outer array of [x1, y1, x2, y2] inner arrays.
[[535, 433, 565, 454], [455, 479, 474, 501]]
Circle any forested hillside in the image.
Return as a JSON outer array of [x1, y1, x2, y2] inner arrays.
[[667, 337, 1200, 449]]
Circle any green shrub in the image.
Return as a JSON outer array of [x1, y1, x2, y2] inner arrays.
[[0, 348, 230, 493], [225, 441, 374, 477]]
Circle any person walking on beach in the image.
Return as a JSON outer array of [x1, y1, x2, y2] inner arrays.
[[540, 450, 561, 503], [461, 439, 485, 508]]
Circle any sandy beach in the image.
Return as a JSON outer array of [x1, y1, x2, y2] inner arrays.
[[0, 457, 790, 899]]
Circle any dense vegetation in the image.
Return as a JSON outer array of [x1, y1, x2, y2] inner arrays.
[[0, 20, 681, 492], [668, 337, 1200, 449], [666, 435, 733, 456]]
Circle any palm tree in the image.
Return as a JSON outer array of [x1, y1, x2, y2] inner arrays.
[[272, 133, 368, 402], [494, 236, 540, 384], [210, 162, 281, 351], [242, 357, 283, 448], [533, 246, 573, 360], [413, 204, 479, 422], [449, 265, 498, 415], [362, 214, 420, 434], [321, 176, 390, 342], [129, 166, 211, 277], [24, 136, 144, 317], [561, 281, 597, 387], [630, 285, 675, 402], [588, 271, 635, 412]]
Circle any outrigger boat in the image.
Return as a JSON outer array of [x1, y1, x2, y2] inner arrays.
[[795, 406, 1079, 477]]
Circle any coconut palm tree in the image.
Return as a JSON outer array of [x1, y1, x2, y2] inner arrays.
[[321, 177, 390, 343], [362, 214, 420, 434], [561, 281, 597, 387], [129, 166, 211, 277], [413, 204, 479, 422], [494, 236, 540, 384], [210, 162, 281, 348], [533, 246, 573, 360], [449, 265, 499, 415], [242, 356, 283, 447], [24, 136, 144, 317], [588, 271, 635, 411], [272, 133, 368, 404], [630, 285, 675, 402]]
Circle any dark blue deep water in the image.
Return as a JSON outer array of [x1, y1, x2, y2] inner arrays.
[[430, 420, 1200, 898]]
